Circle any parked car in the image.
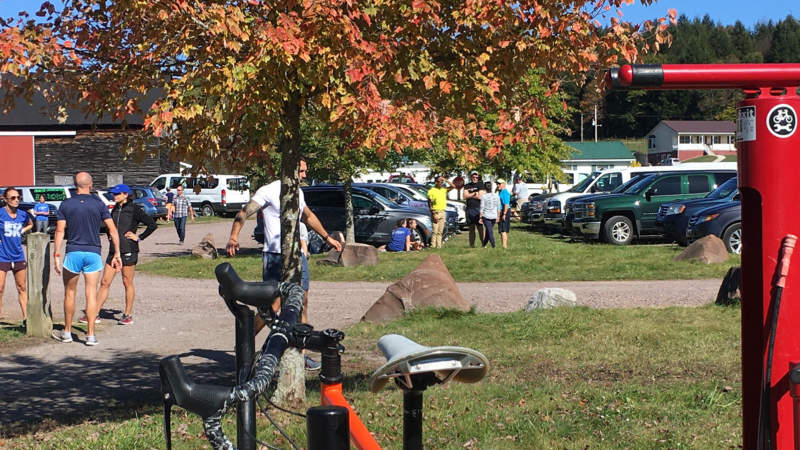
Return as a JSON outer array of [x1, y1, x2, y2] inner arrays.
[[130, 185, 169, 219], [542, 162, 738, 234], [656, 177, 739, 245], [568, 169, 736, 245], [355, 183, 428, 209], [7, 185, 75, 208], [685, 201, 742, 254], [150, 173, 250, 216], [254, 185, 435, 247]]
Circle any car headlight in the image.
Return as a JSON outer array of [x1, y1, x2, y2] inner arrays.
[[666, 204, 686, 215], [547, 200, 561, 214], [586, 202, 595, 218], [700, 213, 719, 222]]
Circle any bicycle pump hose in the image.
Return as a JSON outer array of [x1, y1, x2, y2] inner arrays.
[[758, 234, 797, 450]]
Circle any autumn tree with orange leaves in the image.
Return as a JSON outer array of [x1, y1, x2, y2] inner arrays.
[[0, 0, 675, 283]]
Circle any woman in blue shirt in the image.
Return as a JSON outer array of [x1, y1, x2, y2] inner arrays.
[[381, 219, 411, 252], [0, 187, 33, 325], [33, 195, 50, 233]]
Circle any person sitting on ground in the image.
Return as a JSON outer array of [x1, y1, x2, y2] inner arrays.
[[406, 218, 425, 251], [379, 218, 411, 252]]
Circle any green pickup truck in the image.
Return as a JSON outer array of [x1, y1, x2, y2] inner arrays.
[[568, 170, 736, 245]]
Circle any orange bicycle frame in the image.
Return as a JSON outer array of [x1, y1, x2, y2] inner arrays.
[[321, 382, 381, 450]]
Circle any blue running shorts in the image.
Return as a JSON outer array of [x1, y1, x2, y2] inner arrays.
[[63, 251, 104, 274]]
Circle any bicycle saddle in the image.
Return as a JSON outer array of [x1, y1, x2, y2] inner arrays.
[[368, 334, 490, 393], [215, 262, 280, 309]]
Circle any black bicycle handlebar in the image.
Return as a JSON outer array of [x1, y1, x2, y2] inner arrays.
[[215, 262, 281, 309]]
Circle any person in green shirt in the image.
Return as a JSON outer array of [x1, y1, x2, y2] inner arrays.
[[427, 175, 453, 248]]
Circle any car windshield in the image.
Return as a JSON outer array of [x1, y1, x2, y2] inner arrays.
[[613, 174, 648, 193], [568, 173, 599, 193], [705, 177, 738, 199], [393, 185, 427, 201], [625, 174, 659, 195], [364, 191, 393, 208]]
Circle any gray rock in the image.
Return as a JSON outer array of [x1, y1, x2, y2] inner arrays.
[[673, 235, 729, 264], [362, 254, 469, 323], [525, 288, 577, 311], [191, 233, 218, 259]]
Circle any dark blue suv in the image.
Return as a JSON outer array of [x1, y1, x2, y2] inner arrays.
[[656, 177, 739, 245], [685, 201, 742, 254]]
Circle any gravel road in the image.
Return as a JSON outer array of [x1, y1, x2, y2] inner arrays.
[[0, 219, 723, 431]]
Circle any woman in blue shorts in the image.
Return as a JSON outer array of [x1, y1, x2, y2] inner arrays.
[[0, 187, 33, 326]]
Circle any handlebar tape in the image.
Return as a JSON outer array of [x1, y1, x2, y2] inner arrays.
[[775, 234, 797, 289]]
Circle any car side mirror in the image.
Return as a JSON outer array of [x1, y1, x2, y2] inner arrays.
[[645, 188, 655, 201], [369, 206, 382, 214], [590, 186, 597, 193]]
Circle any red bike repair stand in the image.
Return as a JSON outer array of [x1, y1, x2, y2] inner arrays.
[[609, 64, 800, 448]]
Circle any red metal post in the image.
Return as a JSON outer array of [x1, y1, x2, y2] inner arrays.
[[610, 64, 800, 449]]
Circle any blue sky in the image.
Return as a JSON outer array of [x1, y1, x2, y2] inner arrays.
[[603, 0, 796, 29], [0, 0, 796, 29]]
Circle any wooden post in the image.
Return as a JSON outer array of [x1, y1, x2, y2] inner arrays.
[[26, 233, 52, 337]]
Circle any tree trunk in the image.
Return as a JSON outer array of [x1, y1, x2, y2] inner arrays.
[[275, 91, 305, 406], [343, 178, 355, 243]]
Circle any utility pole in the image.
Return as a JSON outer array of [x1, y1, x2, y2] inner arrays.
[[580, 112, 584, 142], [592, 104, 602, 142]]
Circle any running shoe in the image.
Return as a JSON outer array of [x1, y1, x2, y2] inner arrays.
[[304, 356, 321, 371], [78, 313, 101, 324], [52, 330, 73, 343], [85, 335, 98, 346], [118, 314, 133, 325]]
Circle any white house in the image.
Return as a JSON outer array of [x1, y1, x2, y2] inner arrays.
[[646, 120, 736, 164]]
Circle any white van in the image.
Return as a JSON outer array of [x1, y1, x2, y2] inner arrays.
[[541, 162, 738, 230], [150, 174, 251, 216]]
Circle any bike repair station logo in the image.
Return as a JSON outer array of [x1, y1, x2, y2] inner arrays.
[[767, 104, 797, 138]]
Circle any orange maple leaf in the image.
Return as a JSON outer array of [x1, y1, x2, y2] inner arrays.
[[439, 80, 452, 94]]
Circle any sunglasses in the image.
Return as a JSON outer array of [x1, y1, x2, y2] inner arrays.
[[6, 195, 20, 200]]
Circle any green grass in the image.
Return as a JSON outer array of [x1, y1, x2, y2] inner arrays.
[[4, 306, 742, 448], [683, 155, 738, 163], [138, 223, 740, 282], [0, 322, 25, 344]]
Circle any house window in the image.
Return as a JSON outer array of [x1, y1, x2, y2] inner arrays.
[[648, 135, 656, 149], [107, 172, 123, 187], [54, 175, 73, 185], [679, 135, 691, 144], [713, 136, 722, 144], [693, 135, 702, 144]]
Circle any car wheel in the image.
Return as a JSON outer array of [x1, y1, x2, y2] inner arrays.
[[603, 215, 634, 245], [722, 223, 742, 254], [200, 203, 215, 217]]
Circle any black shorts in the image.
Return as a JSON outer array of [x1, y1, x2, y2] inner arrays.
[[106, 252, 139, 267], [466, 208, 482, 226], [0, 261, 26, 273], [498, 213, 511, 233]]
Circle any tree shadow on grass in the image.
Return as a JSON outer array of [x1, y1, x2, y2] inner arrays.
[[0, 349, 237, 437]]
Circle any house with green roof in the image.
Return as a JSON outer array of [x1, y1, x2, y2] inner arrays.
[[561, 141, 635, 184]]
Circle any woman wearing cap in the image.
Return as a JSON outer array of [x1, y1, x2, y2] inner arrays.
[[92, 184, 157, 325]]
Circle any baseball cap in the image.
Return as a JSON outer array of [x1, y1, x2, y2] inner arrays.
[[496, 178, 506, 185], [109, 184, 131, 195], [470, 171, 479, 176]]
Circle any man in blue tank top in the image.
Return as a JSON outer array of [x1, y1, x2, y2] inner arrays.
[[53, 172, 122, 346]]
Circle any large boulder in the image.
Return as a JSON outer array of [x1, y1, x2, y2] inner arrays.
[[316, 241, 379, 267], [716, 266, 742, 305], [362, 254, 470, 323], [191, 233, 218, 259], [524, 288, 577, 311], [673, 235, 729, 264]]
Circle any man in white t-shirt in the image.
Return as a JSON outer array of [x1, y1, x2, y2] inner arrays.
[[226, 160, 342, 367]]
